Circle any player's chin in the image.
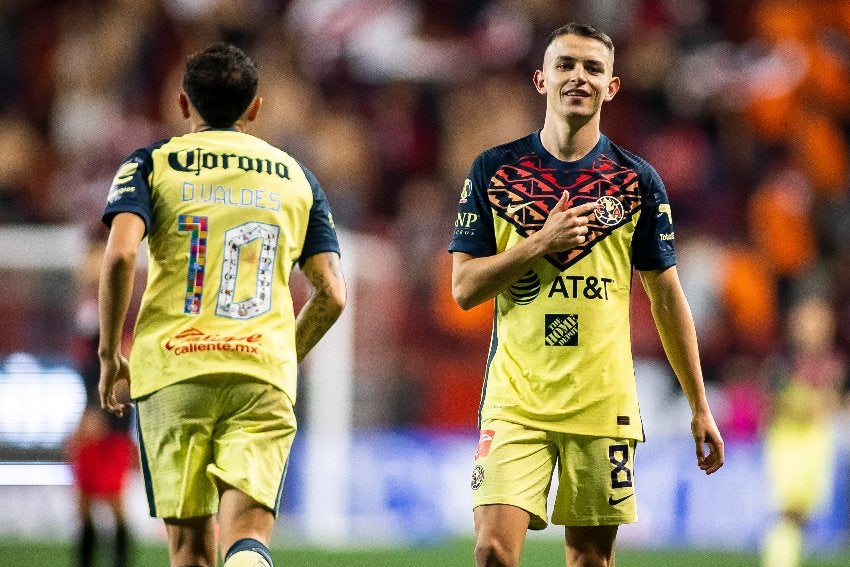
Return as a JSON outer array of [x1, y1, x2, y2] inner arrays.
[[560, 103, 596, 119]]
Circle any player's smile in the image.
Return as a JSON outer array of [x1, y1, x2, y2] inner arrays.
[[563, 87, 591, 99]]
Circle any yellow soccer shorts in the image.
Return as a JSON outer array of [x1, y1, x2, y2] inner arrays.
[[471, 419, 638, 529], [135, 374, 297, 519]]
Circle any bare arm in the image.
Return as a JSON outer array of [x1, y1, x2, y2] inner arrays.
[[295, 251, 347, 362], [452, 193, 597, 310], [98, 213, 145, 416], [640, 266, 724, 474]]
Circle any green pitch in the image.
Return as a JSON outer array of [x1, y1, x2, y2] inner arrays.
[[1, 537, 849, 566]]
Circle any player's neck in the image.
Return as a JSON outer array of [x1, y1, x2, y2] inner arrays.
[[539, 116, 600, 162], [190, 120, 246, 133]]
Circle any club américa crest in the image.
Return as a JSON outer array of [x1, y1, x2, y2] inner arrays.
[[471, 465, 485, 490], [594, 195, 625, 226]]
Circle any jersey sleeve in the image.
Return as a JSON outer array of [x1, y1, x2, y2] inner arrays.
[[448, 151, 497, 257], [631, 166, 677, 271], [297, 164, 341, 266], [102, 147, 156, 234]]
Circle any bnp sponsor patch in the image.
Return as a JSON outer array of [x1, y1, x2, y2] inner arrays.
[[545, 314, 578, 346]]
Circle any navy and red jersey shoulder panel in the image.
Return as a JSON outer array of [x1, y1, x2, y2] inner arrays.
[[448, 134, 537, 258], [296, 162, 341, 266], [449, 132, 676, 271], [102, 138, 170, 234]]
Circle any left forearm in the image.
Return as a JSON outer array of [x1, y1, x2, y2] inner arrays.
[[642, 266, 724, 473], [98, 251, 136, 359], [651, 287, 709, 412], [642, 267, 710, 413]]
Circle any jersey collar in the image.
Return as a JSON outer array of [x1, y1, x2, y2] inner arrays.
[[532, 130, 608, 169]]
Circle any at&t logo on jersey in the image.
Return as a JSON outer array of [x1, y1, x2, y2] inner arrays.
[[508, 270, 541, 304], [507, 271, 614, 304], [548, 275, 613, 300]]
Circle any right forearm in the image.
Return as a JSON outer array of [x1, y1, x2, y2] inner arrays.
[[452, 237, 546, 309], [98, 251, 136, 359], [452, 194, 597, 309]]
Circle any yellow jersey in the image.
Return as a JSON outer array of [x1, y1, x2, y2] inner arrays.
[[449, 132, 676, 440], [103, 128, 339, 402]]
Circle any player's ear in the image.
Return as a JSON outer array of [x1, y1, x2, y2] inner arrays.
[[604, 76, 620, 102], [245, 96, 262, 122], [178, 91, 191, 119], [533, 69, 547, 95]]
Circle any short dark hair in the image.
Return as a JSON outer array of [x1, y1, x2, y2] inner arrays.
[[545, 23, 615, 58], [183, 43, 258, 128]]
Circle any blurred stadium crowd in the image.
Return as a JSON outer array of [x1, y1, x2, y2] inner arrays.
[[2, 0, 850, 435]]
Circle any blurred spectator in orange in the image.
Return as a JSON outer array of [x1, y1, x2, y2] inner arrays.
[[719, 246, 780, 355], [747, 163, 816, 283]]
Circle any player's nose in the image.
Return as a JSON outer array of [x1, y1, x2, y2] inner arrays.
[[568, 67, 587, 83]]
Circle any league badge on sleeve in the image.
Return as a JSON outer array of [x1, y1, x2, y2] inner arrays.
[[107, 161, 139, 204], [459, 179, 471, 203]]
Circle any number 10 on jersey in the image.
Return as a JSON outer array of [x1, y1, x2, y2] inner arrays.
[[178, 215, 280, 320], [178, 215, 207, 315]]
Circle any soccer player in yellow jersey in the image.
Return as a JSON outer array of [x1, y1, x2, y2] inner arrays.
[[761, 295, 847, 567], [98, 43, 346, 567], [449, 23, 724, 566]]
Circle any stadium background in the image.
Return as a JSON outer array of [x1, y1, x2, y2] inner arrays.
[[1, 0, 850, 564]]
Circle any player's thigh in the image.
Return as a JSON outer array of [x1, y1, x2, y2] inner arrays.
[[471, 419, 558, 530], [210, 378, 297, 515], [552, 435, 637, 526]]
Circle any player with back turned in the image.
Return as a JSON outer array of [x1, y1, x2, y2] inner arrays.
[[98, 43, 346, 567], [449, 23, 724, 567]]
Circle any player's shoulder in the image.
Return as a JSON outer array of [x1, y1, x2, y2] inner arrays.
[[600, 136, 660, 179], [471, 132, 537, 174], [233, 131, 292, 155], [110, 138, 171, 180], [121, 137, 171, 162]]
